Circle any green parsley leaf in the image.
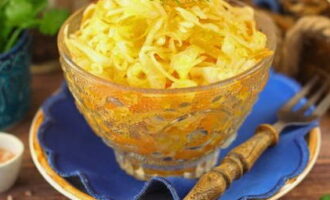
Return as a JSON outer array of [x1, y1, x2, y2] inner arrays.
[[0, 0, 9, 9], [39, 9, 69, 35], [29, 0, 48, 15], [5, 0, 35, 27], [321, 195, 330, 200], [0, 1, 12, 52], [0, 0, 68, 53]]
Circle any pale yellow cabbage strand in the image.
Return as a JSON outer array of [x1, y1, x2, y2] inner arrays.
[[65, 0, 272, 89]]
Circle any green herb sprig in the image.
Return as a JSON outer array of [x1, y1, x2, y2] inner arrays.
[[321, 194, 330, 200], [0, 0, 69, 53]]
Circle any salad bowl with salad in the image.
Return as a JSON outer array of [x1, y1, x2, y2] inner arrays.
[[58, 0, 276, 180]]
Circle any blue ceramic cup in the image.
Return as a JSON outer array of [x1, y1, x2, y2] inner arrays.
[[0, 32, 31, 130]]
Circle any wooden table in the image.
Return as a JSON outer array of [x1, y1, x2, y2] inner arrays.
[[0, 71, 330, 200]]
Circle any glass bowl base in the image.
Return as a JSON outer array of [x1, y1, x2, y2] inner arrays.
[[114, 150, 220, 180]]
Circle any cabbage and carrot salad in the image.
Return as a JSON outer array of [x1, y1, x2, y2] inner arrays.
[[64, 0, 272, 89]]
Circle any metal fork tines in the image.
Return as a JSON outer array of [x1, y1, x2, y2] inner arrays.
[[275, 75, 330, 132]]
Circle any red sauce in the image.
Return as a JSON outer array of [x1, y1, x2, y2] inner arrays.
[[0, 148, 15, 164]]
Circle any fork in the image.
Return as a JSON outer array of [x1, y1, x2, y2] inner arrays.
[[184, 76, 330, 200]]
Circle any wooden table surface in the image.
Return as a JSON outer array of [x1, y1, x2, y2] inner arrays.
[[0, 71, 330, 200]]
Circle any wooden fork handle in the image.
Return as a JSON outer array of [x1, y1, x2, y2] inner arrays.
[[184, 124, 279, 200]]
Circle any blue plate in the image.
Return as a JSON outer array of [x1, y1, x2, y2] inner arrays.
[[36, 72, 317, 200]]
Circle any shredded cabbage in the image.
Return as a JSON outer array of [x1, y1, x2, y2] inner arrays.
[[65, 0, 272, 89]]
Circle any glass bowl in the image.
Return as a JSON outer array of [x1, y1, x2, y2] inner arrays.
[[58, 5, 276, 180]]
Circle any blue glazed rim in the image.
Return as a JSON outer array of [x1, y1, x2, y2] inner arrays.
[[0, 31, 29, 61]]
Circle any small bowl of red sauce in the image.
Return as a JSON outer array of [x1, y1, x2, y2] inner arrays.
[[0, 133, 24, 193]]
